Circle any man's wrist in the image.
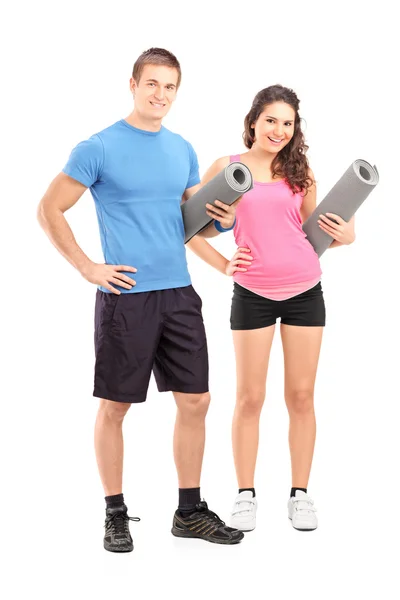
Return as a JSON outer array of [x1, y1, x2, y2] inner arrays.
[[77, 257, 94, 277]]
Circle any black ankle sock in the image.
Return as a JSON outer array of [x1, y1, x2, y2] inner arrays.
[[105, 493, 125, 509], [179, 487, 201, 516], [239, 488, 256, 497], [291, 487, 307, 498]]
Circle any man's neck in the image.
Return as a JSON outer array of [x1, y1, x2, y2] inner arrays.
[[124, 110, 162, 132]]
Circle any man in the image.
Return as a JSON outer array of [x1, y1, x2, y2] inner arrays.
[[37, 47, 243, 551]]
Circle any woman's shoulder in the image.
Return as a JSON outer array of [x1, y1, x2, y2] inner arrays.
[[203, 156, 231, 177], [214, 155, 232, 168]]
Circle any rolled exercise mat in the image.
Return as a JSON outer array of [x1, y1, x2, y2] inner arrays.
[[302, 160, 379, 257], [182, 162, 253, 243]]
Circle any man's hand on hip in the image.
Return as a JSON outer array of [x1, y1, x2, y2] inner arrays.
[[81, 262, 137, 295]]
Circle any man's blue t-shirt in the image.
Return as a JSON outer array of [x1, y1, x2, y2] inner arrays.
[[63, 119, 200, 293]]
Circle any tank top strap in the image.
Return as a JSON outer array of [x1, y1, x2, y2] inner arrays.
[[229, 153, 241, 163]]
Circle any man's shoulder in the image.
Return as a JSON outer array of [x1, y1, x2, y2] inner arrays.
[[162, 127, 195, 150], [93, 119, 124, 141]]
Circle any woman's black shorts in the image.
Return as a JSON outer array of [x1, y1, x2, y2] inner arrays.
[[230, 282, 326, 330]]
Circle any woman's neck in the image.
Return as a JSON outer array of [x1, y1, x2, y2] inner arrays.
[[247, 144, 277, 169]]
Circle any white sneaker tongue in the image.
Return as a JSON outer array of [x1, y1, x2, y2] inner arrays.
[[239, 491, 254, 500], [295, 490, 308, 498]]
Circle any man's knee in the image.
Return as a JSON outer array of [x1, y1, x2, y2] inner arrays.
[[175, 392, 211, 419], [98, 398, 131, 423]]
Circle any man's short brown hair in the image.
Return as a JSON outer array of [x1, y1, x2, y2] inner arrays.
[[132, 48, 181, 88]]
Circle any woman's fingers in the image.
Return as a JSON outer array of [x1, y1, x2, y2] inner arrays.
[[234, 259, 252, 266], [319, 214, 342, 230], [235, 253, 253, 261], [326, 212, 345, 225], [318, 219, 337, 234], [318, 222, 339, 238], [206, 206, 226, 218]]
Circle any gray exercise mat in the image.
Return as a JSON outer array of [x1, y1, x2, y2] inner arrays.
[[302, 160, 379, 256], [182, 162, 253, 243]]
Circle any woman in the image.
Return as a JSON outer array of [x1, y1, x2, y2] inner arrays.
[[187, 85, 355, 531]]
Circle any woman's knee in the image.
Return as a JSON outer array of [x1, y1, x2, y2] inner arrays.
[[285, 389, 314, 415], [236, 388, 265, 418]]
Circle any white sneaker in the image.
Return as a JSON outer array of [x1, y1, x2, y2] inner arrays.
[[288, 490, 318, 530], [230, 491, 257, 531]]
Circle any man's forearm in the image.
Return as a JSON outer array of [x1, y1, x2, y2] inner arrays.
[[37, 206, 92, 275]]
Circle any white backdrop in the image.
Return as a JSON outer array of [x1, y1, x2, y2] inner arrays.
[[2, 0, 399, 598]]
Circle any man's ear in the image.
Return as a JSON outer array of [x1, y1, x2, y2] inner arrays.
[[130, 77, 137, 97]]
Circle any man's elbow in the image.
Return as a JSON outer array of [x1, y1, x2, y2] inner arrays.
[[37, 200, 47, 229], [37, 198, 60, 230]]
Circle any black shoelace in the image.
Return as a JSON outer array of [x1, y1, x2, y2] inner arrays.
[[106, 512, 140, 535], [195, 502, 225, 526]]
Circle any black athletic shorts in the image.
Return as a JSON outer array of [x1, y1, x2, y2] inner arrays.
[[94, 285, 209, 403], [230, 281, 326, 330]]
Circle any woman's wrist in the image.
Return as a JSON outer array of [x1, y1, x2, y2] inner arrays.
[[222, 258, 230, 275], [214, 217, 236, 233]]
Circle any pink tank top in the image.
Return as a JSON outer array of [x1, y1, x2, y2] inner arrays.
[[231, 154, 322, 300]]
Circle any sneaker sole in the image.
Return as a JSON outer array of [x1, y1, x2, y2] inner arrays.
[[230, 525, 255, 532], [171, 526, 244, 545], [230, 519, 256, 532], [104, 541, 134, 552], [288, 517, 317, 531]]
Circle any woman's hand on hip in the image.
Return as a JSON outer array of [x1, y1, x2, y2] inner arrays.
[[225, 247, 253, 276]]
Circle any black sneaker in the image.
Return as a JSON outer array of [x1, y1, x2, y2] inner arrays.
[[104, 504, 140, 553], [171, 500, 244, 545]]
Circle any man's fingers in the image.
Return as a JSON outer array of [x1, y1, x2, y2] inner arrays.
[[105, 283, 121, 295], [114, 273, 136, 285], [114, 265, 138, 273], [110, 277, 133, 290]]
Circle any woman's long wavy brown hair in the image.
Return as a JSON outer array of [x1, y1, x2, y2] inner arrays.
[[243, 85, 313, 194]]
